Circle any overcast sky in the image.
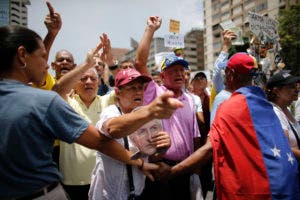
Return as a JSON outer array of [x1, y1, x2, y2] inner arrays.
[[28, 0, 204, 64]]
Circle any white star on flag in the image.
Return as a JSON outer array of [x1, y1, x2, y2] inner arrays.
[[271, 146, 281, 157], [287, 153, 295, 165]]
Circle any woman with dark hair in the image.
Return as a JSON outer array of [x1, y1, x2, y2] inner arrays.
[[0, 25, 161, 199], [265, 71, 300, 160]]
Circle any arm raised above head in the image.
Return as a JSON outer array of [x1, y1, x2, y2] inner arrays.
[[103, 91, 183, 139], [43, 1, 62, 61], [135, 16, 162, 76]]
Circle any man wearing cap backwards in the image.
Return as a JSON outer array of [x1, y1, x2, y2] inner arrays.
[[156, 54, 300, 199], [265, 71, 300, 162], [89, 68, 183, 200], [210, 52, 258, 125], [134, 16, 201, 200]]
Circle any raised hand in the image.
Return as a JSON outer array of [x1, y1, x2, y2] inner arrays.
[[222, 29, 237, 47], [44, 1, 62, 36], [85, 41, 103, 67], [147, 16, 162, 31], [99, 33, 114, 66], [147, 91, 183, 119]]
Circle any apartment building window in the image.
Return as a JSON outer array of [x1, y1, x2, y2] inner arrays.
[[11, 2, 20, 6], [221, 11, 230, 19], [245, 0, 254, 5], [212, 3, 218, 10], [212, 24, 219, 31], [214, 32, 221, 38], [11, 7, 19, 12], [221, 0, 229, 7], [189, 55, 197, 58], [213, 13, 220, 20], [11, 20, 20, 24], [256, 2, 267, 12], [233, 6, 242, 15], [11, 13, 20, 18]]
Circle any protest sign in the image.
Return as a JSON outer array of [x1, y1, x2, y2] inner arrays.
[[248, 11, 279, 40], [164, 34, 185, 48], [169, 19, 180, 34]]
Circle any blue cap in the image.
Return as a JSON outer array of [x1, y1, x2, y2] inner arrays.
[[160, 54, 189, 71]]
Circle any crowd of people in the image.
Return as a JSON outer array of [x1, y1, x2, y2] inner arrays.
[[1, 1, 300, 200]]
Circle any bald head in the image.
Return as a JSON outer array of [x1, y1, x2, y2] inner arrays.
[[52, 49, 76, 80]]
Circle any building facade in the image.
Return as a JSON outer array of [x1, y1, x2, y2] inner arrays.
[[0, 0, 31, 27], [123, 37, 170, 69], [184, 29, 205, 71], [123, 33, 205, 72], [203, 0, 300, 71]]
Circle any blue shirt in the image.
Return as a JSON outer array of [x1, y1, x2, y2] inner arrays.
[[210, 90, 232, 127], [212, 51, 229, 94], [0, 79, 88, 198]]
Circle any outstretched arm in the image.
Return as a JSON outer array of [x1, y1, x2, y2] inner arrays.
[[43, 1, 62, 61], [75, 124, 159, 181], [135, 16, 162, 76], [103, 91, 183, 139], [171, 138, 212, 176]]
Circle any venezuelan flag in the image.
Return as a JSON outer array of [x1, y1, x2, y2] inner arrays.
[[210, 86, 300, 200]]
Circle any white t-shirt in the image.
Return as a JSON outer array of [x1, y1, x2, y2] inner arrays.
[[89, 105, 145, 200], [272, 103, 300, 149], [295, 97, 300, 123]]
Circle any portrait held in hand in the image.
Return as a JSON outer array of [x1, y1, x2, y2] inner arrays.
[[129, 111, 164, 158]]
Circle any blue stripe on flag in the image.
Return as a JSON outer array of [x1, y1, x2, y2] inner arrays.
[[237, 86, 300, 199]]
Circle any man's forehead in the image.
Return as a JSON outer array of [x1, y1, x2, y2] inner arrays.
[[56, 51, 73, 59], [164, 64, 185, 71]]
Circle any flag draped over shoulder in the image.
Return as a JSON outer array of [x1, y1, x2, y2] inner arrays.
[[210, 86, 300, 200]]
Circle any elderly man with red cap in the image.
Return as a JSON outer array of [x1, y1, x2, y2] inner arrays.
[[210, 52, 258, 125], [89, 68, 183, 200]]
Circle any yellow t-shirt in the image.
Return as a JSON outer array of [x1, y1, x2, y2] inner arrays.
[[209, 84, 217, 112], [60, 92, 115, 185], [33, 72, 56, 90]]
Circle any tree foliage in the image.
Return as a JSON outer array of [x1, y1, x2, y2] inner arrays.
[[278, 5, 300, 75]]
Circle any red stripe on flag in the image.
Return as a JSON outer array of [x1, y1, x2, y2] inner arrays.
[[210, 94, 271, 200]]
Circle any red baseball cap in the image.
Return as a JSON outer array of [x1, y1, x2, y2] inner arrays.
[[220, 53, 258, 75], [115, 68, 152, 88]]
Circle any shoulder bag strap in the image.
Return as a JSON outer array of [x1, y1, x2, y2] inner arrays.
[[116, 106, 135, 196], [123, 136, 136, 197]]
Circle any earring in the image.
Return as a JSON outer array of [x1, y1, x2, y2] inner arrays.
[[21, 63, 27, 69]]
